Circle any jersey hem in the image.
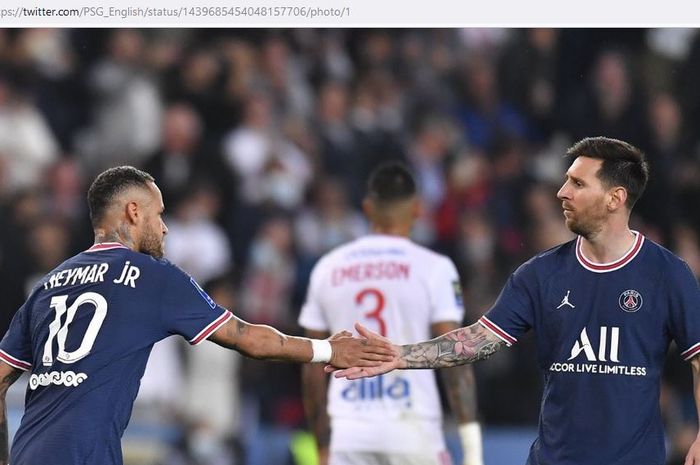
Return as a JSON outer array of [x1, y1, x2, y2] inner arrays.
[[0, 349, 31, 371], [478, 316, 516, 346], [189, 310, 233, 345]]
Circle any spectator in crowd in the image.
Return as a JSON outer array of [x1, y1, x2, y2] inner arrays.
[[164, 183, 232, 285], [0, 76, 59, 196], [77, 29, 161, 174]]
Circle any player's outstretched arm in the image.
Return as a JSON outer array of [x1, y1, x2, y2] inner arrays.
[[207, 314, 396, 368], [0, 361, 22, 465], [684, 355, 700, 465], [330, 322, 504, 380]]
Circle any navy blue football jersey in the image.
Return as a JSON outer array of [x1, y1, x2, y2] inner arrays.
[[0, 243, 232, 465], [480, 232, 700, 465]]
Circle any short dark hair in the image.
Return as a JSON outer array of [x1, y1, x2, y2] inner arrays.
[[566, 136, 649, 209], [367, 162, 417, 204], [87, 166, 155, 227]]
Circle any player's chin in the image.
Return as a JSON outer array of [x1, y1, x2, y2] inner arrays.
[[564, 218, 577, 232]]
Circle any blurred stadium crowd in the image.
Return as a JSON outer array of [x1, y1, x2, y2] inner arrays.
[[0, 28, 700, 465]]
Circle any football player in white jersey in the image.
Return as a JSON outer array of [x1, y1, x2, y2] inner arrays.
[[299, 162, 483, 465]]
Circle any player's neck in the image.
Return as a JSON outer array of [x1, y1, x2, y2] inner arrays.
[[579, 224, 636, 264], [94, 226, 137, 250], [370, 224, 411, 238]]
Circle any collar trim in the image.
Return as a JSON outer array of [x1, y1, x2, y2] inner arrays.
[[575, 231, 644, 273], [86, 242, 129, 253]]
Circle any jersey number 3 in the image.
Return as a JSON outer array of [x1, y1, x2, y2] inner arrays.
[[42, 292, 108, 366], [356, 288, 386, 336]]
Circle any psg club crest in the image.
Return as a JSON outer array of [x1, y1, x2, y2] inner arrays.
[[619, 289, 643, 313]]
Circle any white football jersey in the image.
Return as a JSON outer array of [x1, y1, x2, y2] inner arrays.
[[299, 234, 464, 452]]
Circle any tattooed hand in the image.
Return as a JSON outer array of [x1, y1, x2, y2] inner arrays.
[[328, 321, 504, 380]]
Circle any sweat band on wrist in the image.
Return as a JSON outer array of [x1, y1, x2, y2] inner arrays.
[[459, 421, 483, 465], [310, 339, 332, 363]]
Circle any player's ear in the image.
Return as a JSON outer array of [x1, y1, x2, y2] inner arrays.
[[125, 201, 140, 225], [607, 186, 628, 212]]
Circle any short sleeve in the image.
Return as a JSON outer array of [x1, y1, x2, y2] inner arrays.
[[427, 257, 465, 324], [480, 261, 536, 346], [298, 260, 329, 332], [159, 262, 232, 345], [666, 260, 700, 361], [0, 303, 33, 371]]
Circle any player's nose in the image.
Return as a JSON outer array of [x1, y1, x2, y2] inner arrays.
[[556, 183, 570, 200]]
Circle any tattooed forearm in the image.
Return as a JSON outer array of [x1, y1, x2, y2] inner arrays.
[[400, 323, 503, 369]]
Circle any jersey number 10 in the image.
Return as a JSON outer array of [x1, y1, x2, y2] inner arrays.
[[42, 292, 108, 366]]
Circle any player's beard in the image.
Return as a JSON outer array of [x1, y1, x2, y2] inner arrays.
[[140, 223, 165, 259], [564, 204, 607, 239]]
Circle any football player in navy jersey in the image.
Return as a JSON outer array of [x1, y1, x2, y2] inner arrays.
[[0, 166, 395, 465], [332, 137, 700, 465]]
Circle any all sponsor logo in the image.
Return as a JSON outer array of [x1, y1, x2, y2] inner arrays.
[[548, 326, 647, 377], [568, 327, 618, 362]]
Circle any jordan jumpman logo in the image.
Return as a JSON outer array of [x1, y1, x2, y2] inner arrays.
[[557, 290, 575, 309]]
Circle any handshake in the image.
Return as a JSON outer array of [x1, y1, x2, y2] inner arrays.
[[321, 323, 403, 379]]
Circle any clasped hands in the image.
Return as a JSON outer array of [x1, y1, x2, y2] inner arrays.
[[326, 323, 401, 378]]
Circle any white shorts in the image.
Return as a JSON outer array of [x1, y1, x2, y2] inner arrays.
[[330, 450, 453, 465], [330, 417, 447, 454]]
